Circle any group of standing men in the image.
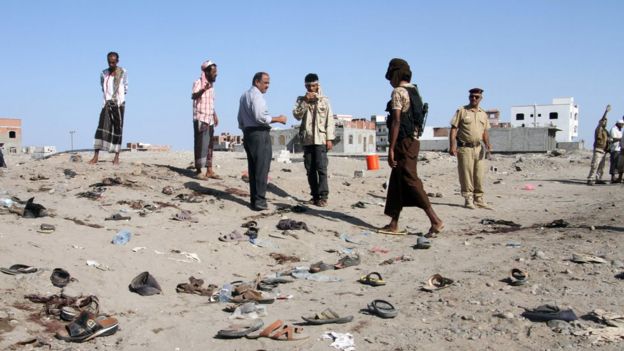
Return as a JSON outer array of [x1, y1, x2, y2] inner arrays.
[[86, 53, 496, 234], [587, 105, 624, 185]]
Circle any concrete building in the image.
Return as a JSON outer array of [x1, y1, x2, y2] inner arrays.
[[270, 116, 376, 154], [371, 115, 389, 152], [0, 117, 22, 154], [212, 132, 243, 151], [510, 97, 579, 142]]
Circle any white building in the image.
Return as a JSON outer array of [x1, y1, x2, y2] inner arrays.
[[510, 97, 579, 142]]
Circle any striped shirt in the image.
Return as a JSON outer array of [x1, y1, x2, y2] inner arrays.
[[192, 80, 215, 125], [101, 68, 128, 105]]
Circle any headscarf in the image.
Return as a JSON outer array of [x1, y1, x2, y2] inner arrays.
[[200, 60, 215, 87], [385, 58, 411, 86]]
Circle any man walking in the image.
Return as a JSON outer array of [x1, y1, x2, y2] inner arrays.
[[237, 72, 287, 211], [587, 105, 611, 185], [609, 119, 623, 183], [293, 73, 335, 207], [88, 52, 128, 166], [192, 60, 221, 180], [449, 88, 493, 209], [380, 58, 443, 236], [0, 143, 6, 168]]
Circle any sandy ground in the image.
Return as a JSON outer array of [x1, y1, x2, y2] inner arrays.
[[0, 149, 623, 351]]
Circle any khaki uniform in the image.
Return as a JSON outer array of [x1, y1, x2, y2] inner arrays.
[[293, 94, 335, 145], [587, 124, 609, 182], [450, 105, 490, 201]]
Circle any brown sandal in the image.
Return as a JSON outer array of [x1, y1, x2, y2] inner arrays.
[[246, 320, 308, 341]]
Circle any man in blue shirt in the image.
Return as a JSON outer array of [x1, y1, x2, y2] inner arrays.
[[237, 72, 287, 211]]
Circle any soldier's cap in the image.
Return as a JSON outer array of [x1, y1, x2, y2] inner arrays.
[[617, 119, 624, 125], [469, 88, 484, 94]]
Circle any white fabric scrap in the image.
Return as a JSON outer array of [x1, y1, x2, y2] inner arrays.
[[321, 331, 355, 351]]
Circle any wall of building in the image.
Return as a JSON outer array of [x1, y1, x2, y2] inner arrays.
[[0, 118, 22, 153], [419, 127, 557, 153], [270, 126, 376, 154], [510, 98, 578, 142]]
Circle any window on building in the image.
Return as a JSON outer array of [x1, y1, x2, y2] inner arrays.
[[516, 113, 524, 121], [369, 136, 373, 144], [549, 112, 558, 120], [530, 114, 533, 117], [278, 135, 286, 145], [9, 131, 16, 139], [358, 135, 362, 144], [538, 114, 541, 117], [574, 113, 578, 120], [348, 135, 353, 144]]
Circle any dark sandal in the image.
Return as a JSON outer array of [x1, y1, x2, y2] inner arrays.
[[367, 299, 398, 319], [216, 319, 264, 339], [55, 311, 119, 343], [1, 264, 38, 275]]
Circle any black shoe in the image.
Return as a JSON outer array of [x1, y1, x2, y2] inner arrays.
[[596, 180, 607, 185], [251, 204, 268, 211]]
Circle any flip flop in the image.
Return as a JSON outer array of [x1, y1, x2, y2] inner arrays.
[[509, 268, 528, 286], [358, 272, 386, 286], [219, 230, 249, 242], [241, 220, 258, 229], [422, 274, 455, 292], [246, 320, 309, 341], [129, 271, 162, 296], [37, 223, 56, 234], [366, 299, 398, 319], [217, 319, 264, 339], [521, 305, 578, 322], [0, 264, 38, 275], [425, 224, 445, 238], [334, 255, 360, 269], [230, 290, 275, 304], [55, 311, 119, 343], [176, 276, 218, 296], [571, 253, 607, 264], [414, 236, 431, 249], [50, 268, 72, 288], [171, 210, 198, 223], [377, 226, 407, 235], [257, 277, 293, 291], [302, 308, 354, 325]]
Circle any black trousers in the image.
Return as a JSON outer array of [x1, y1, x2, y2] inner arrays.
[[243, 128, 272, 208], [303, 145, 329, 200]]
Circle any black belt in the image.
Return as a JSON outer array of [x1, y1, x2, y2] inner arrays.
[[243, 126, 270, 132], [457, 141, 480, 148]]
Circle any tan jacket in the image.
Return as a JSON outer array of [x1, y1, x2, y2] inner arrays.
[[293, 94, 335, 145], [593, 124, 609, 151], [450, 105, 490, 144]]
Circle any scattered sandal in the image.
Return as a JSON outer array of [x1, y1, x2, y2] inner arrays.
[[176, 276, 218, 296], [422, 274, 454, 292], [358, 272, 386, 287], [521, 304, 578, 322], [230, 290, 275, 304], [105, 213, 131, 221], [55, 311, 119, 343], [571, 253, 607, 264], [217, 319, 264, 339], [50, 268, 72, 288], [246, 320, 309, 341], [37, 223, 56, 234], [60, 296, 100, 321], [171, 210, 198, 223], [1, 264, 38, 275], [129, 271, 162, 296], [509, 268, 528, 286], [302, 308, 353, 325], [334, 255, 360, 270], [367, 299, 398, 319]]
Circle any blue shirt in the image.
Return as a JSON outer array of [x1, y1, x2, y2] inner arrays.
[[237, 86, 272, 130]]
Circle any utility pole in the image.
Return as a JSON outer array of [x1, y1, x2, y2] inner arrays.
[[69, 130, 76, 151]]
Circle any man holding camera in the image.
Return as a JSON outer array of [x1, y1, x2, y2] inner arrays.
[[292, 73, 335, 207]]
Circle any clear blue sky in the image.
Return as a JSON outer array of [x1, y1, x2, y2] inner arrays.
[[2, 0, 622, 151]]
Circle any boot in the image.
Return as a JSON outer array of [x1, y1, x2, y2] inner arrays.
[[474, 197, 493, 209], [587, 179, 595, 186], [464, 197, 476, 209]]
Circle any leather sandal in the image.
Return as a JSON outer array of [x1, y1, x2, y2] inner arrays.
[[367, 299, 398, 319]]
